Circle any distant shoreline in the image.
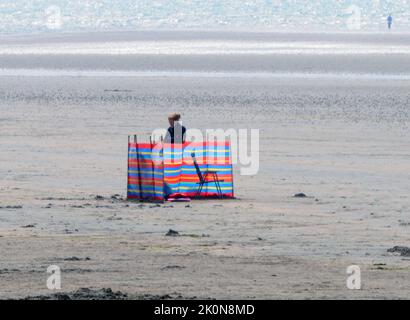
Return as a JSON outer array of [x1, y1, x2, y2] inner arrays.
[[2, 28, 410, 43]]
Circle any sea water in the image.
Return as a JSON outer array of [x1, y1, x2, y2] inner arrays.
[[0, 0, 409, 34]]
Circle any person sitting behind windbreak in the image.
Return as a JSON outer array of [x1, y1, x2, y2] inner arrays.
[[165, 113, 186, 144]]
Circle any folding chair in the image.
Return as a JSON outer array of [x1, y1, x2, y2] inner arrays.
[[191, 152, 224, 199]]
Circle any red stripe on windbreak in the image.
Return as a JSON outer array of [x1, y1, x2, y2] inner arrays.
[[128, 159, 163, 165], [129, 161, 163, 168], [163, 142, 230, 149], [128, 178, 164, 185], [128, 167, 163, 172], [162, 143, 183, 149], [184, 157, 231, 164], [161, 163, 184, 168], [182, 192, 234, 198], [129, 158, 155, 164], [128, 143, 159, 149]]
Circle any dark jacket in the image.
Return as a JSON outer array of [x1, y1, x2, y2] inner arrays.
[[166, 122, 186, 144]]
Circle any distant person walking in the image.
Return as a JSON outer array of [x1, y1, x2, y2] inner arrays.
[[387, 14, 393, 30]]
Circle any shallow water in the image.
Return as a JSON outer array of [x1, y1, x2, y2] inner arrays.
[[0, 1, 408, 33]]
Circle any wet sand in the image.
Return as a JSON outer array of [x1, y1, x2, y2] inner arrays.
[[0, 31, 410, 299]]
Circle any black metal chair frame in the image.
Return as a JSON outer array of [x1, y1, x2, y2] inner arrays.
[[191, 152, 224, 199]]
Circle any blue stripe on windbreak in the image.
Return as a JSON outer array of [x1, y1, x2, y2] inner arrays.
[[184, 149, 230, 155], [130, 189, 164, 195], [128, 172, 164, 179]]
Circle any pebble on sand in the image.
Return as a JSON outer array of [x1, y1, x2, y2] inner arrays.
[[63, 257, 91, 261], [294, 193, 307, 198], [387, 246, 410, 257], [165, 229, 180, 237], [21, 224, 35, 228], [0, 205, 23, 209]]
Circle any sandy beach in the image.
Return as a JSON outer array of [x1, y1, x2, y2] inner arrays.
[[0, 31, 409, 299]]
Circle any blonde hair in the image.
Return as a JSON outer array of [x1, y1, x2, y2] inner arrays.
[[168, 113, 181, 121]]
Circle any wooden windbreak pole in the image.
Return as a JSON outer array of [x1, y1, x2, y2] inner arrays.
[[127, 135, 130, 200], [150, 136, 156, 202], [203, 136, 208, 197], [127, 136, 129, 198], [135, 135, 143, 200], [160, 136, 165, 203], [229, 139, 234, 199]]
